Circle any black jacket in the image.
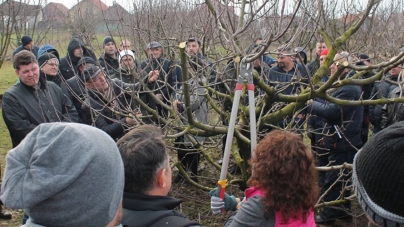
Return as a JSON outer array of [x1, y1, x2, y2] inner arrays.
[[307, 55, 320, 76], [310, 72, 363, 151], [141, 57, 180, 99], [66, 76, 90, 124], [382, 87, 404, 128], [59, 38, 95, 80], [122, 192, 201, 227], [368, 74, 399, 129], [99, 52, 120, 77], [84, 79, 145, 140], [267, 61, 308, 95], [112, 60, 144, 84], [2, 79, 78, 147]]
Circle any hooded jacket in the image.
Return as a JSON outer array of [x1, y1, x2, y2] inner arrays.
[[2, 76, 78, 147], [59, 38, 94, 80], [37, 44, 60, 60]]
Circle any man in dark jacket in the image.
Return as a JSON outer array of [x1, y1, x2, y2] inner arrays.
[[13, 35, 40, 58], [117, 125, 201, 227], [267, 47, 308, 131], [308, 52, 363, 224], [369, 57, 402, 133], [66, 57, 97, 123], [81, 65, 157, 140], [186, 37, 217, 84], [2, 50, 78, 148], [307, 40, 327, 76], [141, 41, 181, 118], [99, 36, 120, 78], [59, 37, 94, 80]]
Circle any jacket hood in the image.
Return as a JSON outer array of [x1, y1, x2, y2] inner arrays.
[[66, 38, 88, 64], [38, 44, 59, 60]]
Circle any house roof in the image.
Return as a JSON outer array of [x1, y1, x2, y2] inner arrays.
[[43, 2, 68, 16], [0, 0, 41, 17], [85, 0, 108, 11], [101, 3, 131, 21]]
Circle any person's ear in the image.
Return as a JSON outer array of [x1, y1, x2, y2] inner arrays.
[[15, 69, 19, 76], [156, 168, 167, 188], [85, 82, 93, 89]]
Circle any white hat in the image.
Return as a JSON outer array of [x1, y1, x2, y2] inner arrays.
[[119, 49, 135, 63]]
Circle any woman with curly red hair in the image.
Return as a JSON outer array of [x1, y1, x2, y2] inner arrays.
[[210, 130, 319, 226]]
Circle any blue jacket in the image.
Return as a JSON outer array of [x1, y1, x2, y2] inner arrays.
[[13, 45, 39, 58], [267, 61, 308, 95]]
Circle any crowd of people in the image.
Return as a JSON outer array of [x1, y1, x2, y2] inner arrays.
[[0, 34, 403, 226]]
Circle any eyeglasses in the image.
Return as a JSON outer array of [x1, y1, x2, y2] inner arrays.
[[46, 62, 59, 68]]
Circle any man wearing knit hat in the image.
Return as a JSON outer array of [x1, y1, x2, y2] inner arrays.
[[13, 35, 40, 58], [1, 122, 125, 227], [141, 41, 181, 119], [99, 36, 120, 78], [353, 121, 404, 227]]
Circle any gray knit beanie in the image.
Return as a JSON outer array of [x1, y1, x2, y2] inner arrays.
[[353, 121, 404, 227], [1, 123, 124, 227]]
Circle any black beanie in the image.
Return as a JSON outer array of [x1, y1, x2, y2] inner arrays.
[[38, 53, 58, 69], [21, 36, 33, 47], [353, 121, 404, 226], [103, 36, 115, 46]]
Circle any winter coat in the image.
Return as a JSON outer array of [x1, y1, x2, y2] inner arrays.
[[310, 72, 363, 151], [112, 60, 144, 83], [368, 74, 400, 129], [2, 77, 78, 148], [13, 45, 40, 58], [141, 57, 181, 99], [59, 38, 94, 80], [99, 52, 120, 78], [122, 192, 201, 227], [175, 75, 208, 145], [307, 55, 320, 77], [267, 61, 308, 95], [225, 187, 315, 227], [66, 76, 91, 124], [84, 79, 151, 140], [37, 44, 60, 60], [382, 86, 404, 128]]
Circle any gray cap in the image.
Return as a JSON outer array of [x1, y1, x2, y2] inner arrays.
[[147, 41, 162, 49], [1, 122, 124, 227], [80, 64, 102, 83]]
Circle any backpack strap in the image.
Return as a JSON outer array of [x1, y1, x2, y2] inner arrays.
[[150, 214, 200, 227]]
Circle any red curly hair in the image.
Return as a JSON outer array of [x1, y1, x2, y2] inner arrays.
[[248, 130, 319, 223]]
